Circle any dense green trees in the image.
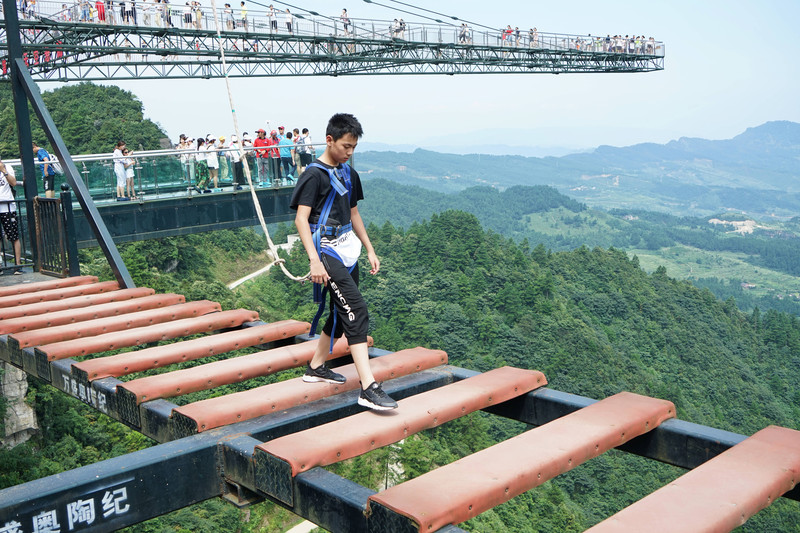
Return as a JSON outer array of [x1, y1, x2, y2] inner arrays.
[[0, 82, 168, 157], [3, 212, 800, 530], [253, 210, 800, 531]]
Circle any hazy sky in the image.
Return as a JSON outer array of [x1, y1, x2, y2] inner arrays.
[[85, 0, 800, 152]]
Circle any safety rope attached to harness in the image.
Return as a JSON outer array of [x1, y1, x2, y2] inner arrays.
[[208, 0, 308, 283]]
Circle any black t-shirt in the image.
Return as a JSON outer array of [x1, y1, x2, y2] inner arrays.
[[290, 160, 364, 226]]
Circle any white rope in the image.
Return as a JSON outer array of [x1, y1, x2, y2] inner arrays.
[[208, 1, 309, 283]]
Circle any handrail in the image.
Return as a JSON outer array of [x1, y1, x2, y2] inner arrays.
[[0, 0, 665, 57]]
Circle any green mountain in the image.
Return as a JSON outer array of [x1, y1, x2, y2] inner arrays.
[[361, 179, 800, 316], [0, 82, 168, 156], [357, 121, 800, 218]]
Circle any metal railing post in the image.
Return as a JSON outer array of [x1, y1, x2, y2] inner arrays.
[[59, 183, 81, 277]]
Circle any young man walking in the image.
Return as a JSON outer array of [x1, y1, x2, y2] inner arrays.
[[290, 113, 397, 410]]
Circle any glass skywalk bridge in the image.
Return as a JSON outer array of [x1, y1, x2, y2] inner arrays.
[[0, 0, 665, 81], [3, 146, 306, 248]]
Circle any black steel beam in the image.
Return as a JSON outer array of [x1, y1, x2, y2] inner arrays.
[[1, 21, 663, 82], [60, 185, 82, 276], [2, 356, 797, 533], [13, 58, 135, 288], [3, 0, 40, 268], [0, 432, 221, 533]]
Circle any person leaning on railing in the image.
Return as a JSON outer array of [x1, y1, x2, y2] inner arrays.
[[0, 159, 23, 275]]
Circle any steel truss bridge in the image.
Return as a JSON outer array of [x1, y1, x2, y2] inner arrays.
[[0, 8, 665, 81]]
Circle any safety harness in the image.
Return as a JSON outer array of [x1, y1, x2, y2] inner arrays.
[[307, 162, 355, 352]]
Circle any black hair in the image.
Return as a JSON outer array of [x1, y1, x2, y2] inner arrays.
[[302, 128, 309, 134], [286, 132, 292, 139], [326, 113, 363, 141]]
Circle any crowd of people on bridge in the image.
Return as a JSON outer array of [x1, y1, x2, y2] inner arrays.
[[174, 125, 314, 193], [11, 0, 662, 60], [17, 0, 353, 36], [495, 25, 658, 54]]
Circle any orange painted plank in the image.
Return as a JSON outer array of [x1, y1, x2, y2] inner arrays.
[[0, 275, 98, 298], [258, 366, 547, 476], [367, 392, 675, 533], [35, 309, 260, 361], [173, 347, 448, 433], [586, 425, 800, 533], [0, 281, 119, 308], [71, 320, 310, 380], [0, 288, 155, 321], [9, 300, 221, 348], [0, 293, 186, 335], [119, 336, 366, 404]]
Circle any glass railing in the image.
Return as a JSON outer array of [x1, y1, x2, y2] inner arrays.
[[1, 0, 665, 58], [2, 143, 322, 203]]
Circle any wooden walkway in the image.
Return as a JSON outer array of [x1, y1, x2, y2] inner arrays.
[[1, 275, 798, 533]]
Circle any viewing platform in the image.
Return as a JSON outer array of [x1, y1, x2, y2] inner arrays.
[[0, 0, 665, 81]]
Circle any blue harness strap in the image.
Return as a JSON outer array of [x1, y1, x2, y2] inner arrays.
[[307, 163, 354, 351]]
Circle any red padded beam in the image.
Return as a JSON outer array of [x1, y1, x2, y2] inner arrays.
[[0, 288, 155, 321], [35, 309, 260, 361], [0, 275, 98, 298], [0, 281, 119, 308], [9, 301, 221, 348], [119, 336, 365, 404], [586, 425, 800, 533], [258, 366, 547, 476], [173, 347, 448, 433], [0, 293, 184, 335], [71, 320, 310, 380], [367, 392, 675, 533]]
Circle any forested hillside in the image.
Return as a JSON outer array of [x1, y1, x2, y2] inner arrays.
[[362, 179, 800, 316], [0, 82, 168, 156]]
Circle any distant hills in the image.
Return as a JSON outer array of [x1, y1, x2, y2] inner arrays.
[[357, 121, 800, 218]]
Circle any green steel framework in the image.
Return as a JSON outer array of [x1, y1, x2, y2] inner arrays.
[[1, 20, 664, 81]]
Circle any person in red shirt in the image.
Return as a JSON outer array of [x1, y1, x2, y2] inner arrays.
[[252, 128, 270, 185], [266, 129, 283, 186]]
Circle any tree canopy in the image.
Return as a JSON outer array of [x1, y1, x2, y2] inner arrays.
[[0, 82, 168, 157]]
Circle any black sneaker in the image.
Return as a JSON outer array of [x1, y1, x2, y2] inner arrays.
[[358, 382, 398, 411], [13, 267, 23, 275], [302, 363, 346, 384]]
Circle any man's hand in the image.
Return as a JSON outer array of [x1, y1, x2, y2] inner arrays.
[[310, 258, 329, 285], [367, 250, 381, 275]]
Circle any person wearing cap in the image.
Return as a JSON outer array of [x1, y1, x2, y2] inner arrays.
[[178, 136, 194, 184], [205, 135, 220, 189], [218, 135, 230, 184], [267, 129, 283, 186], [277, 125, 285, 140], [253, 128, 270, 186], [229, 135, 244, 188]]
